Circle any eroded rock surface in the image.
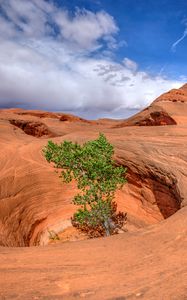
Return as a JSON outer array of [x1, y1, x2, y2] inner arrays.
[[0, 85, 187, 299], [1, 86, 187, 246], [115, 105, 177, 127], [0, 208, 187, 299], [59, 113, 90, 123], [9, 119, 56, 138]]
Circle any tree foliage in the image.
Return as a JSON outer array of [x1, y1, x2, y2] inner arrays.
[[43, 133, 127, 237]]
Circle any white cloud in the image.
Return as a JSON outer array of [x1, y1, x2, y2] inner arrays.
[[123, 58, 138, 72], [171, 21, 187, 52], [0, 0, 53, 38], [0, 0, 184, 118], [54, 9, 118, 51]]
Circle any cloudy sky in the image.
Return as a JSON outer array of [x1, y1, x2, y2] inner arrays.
[[0, 0, 187, 119]]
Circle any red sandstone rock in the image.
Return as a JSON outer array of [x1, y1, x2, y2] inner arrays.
[[0, 85, 187, 299], [59, 113, 90, 123], [114, 106, 177, 127], [13, 109, 90, 123], [16, 110, 60, 119], [9, 119, 57, 137], [0, 208, 187, 299]]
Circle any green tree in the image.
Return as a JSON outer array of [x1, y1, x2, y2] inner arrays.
[[43, 133, 127, 237]]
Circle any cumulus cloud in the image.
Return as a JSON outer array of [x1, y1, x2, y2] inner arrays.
[[0, 0, 184, 118], [55, 9, 118, 51]]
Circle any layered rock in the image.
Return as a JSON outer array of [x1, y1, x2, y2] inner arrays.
[[114, 105, 177, 127], [0, 206, 186, 299], [0, 85, 187, 299], [9, 119, 57, 138], [0, 84, 187, 247]]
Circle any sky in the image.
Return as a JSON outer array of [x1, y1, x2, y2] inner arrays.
[[0, 0, 187, 119]]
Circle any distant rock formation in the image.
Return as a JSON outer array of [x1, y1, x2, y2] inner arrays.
[[9, 119, 56, 138], [59, 113, 90, 123], [13, 108, 90, 123], [114, 106, 177, 127]]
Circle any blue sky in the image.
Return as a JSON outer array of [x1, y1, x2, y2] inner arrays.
[[58, 0, 187, 77], [0, 0, 186, 118]]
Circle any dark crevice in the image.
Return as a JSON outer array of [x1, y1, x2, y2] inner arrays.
[[1, 165, 182, 247], [126, 169, 181, 219], [9, 119, 57, 138], [23, 217, 47, 247], [135, 111, 177, 126]]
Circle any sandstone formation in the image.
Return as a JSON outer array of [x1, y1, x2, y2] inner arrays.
[[59, 113, 90, 123], [14, 108, 90, 123], [0, 84, 187, 299], [114, 106, 177, 127], [0, 207, 187, 299], [9, 119, 57, 138]]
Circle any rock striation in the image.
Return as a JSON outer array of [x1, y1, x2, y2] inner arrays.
[[0, 85, 187, 299], [1, 85, 187, 246]]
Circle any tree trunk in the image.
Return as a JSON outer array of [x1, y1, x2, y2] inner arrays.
[[104, 220, 111, 236]]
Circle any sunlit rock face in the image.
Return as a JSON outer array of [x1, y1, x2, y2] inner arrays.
[[0, 84, 187, 247], [0, 86, 187, 300]]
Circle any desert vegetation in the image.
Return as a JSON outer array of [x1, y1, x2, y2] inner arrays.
[[43, 133, 127, 237]]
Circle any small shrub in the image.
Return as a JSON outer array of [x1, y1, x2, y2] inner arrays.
[[48, 229, 60, 241]]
